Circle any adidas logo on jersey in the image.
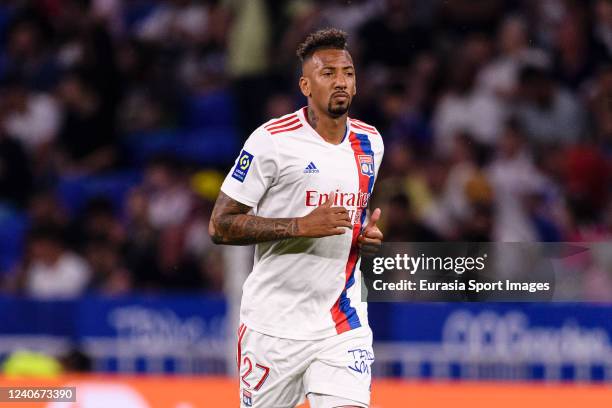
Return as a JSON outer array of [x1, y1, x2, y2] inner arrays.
[[303, 162, 320, 174]]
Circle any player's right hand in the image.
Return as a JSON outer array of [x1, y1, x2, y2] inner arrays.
[[297, 191, 353, 237]]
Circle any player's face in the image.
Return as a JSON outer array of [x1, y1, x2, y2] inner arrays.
[[301, 49, 356, 118]]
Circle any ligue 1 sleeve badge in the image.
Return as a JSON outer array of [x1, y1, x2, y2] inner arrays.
[[232, 150, 254, 182], [358, 155, 375, 177]]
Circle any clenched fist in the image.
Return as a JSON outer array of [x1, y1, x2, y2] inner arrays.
[[358, 208, 383, 256]]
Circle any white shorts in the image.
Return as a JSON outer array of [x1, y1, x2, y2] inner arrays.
[[237, 324, 374, 408]]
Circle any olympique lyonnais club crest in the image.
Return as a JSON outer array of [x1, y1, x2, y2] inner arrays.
[[242, 389, 252, 406], [358, 155, 375, 177]]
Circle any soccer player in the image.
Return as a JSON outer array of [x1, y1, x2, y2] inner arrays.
[[210, 28, 384, 408]]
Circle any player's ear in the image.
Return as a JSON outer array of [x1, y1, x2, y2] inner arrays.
[[299, 76, 311, 97]]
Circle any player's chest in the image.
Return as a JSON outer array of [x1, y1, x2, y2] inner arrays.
[[275, 139, 374, 193]]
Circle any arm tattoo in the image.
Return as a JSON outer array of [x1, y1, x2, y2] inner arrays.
[[307, 106, 319, 130], [210, 192, 300, 245]]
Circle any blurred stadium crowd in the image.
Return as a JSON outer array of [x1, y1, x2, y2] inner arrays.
[[0, 0, 610, 298]]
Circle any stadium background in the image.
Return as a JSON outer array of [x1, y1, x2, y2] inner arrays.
[[0, 0, 610, 406]]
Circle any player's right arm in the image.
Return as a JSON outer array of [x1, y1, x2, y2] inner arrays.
[[209, 191, 352, 245]]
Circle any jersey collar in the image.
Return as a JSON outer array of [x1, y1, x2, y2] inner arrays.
[[299, 106, 350, 146]]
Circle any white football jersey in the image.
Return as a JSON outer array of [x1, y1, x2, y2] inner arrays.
[[221, 107, 384, 340]]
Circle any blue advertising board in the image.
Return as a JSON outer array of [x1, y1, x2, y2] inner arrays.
[[0, 296, 610, 380]]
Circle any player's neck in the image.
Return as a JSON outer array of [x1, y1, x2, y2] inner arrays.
[[306, 105, 347, 145]]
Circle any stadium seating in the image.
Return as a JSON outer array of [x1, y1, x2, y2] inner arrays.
[[57, 171, 143, 217], [122, 127, 239, 167], [0, 206, 28, 272], [183, 90, 236, 129]]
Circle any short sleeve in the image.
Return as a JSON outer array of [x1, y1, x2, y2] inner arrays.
[[220, 128, 278, 207]]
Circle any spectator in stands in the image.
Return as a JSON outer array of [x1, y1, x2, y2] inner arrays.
[[123, 187, 161, 289], [363, 82, 433, 154], [486, 119, 549, 241], [433, 50, 506, 155], [198, 247, 225, 293], [54, 71, 118, 175], [526, 0, 566, 49], [142, 155, 194, 229], [476, 15, 550, 101], [551, 12, 609, 90], [26, 189, 69, 229], [115, 39, 182, 133], [68, 196, 125, 251], [374, 142, 425, 216], [383, 193, 440, 242], [317, 0, 382, 39], [593, 0, 612, 57], [84, 236, 131, 295], [515, 65, 586, 145], [18, 224, 92, 299], [53, 0, 123, 117], [1, 75, 61, 176], [2, 13, 58, 90], [458, 189, 494, 242], [358, 0, 432, 71], [222, 0, 275, 135], [437, 0, 508, 39], [589, 65, 612, 146], [0, 115, 32, 208], [417, 158, 454, 239], [563, 145, 610, 239], [532, 144, 571, 238], [136, 0, 211, 46], [265, 92, 297, 120], [438, 133, 491, 239]]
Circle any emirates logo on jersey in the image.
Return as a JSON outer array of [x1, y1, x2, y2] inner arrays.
[[305, 190, 370, 208]]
